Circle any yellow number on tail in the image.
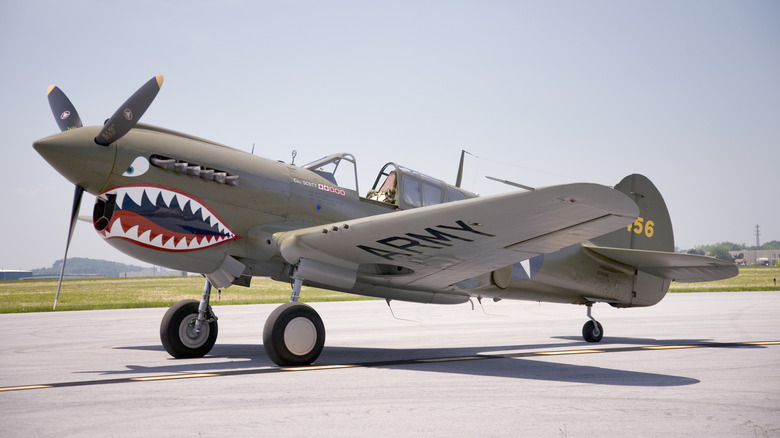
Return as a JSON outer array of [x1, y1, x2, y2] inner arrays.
[[627, 217, 654, 238]]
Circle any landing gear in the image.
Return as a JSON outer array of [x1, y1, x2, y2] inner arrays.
[[582, 304, 603, 343], [160, 280, 218, 358], [263, 302, 325, 366], [263, 266, 326, 366]]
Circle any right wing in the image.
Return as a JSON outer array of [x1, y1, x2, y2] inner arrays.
[[274, 182, 639, 291]]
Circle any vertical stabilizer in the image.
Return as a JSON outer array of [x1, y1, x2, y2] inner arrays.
[[591, 174, 674, 252]]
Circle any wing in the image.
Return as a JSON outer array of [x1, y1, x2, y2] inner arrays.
[[585, 246, 739, 282], [274, 183, 639, 291]]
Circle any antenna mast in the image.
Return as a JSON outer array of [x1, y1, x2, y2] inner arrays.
[[455, 150, 476, 188], [755, 224, 761, 248]]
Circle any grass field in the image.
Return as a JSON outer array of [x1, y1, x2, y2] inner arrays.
[[669, 266, 779, 292], [0, 276, 372, 313], [1, 266, 777, 313]]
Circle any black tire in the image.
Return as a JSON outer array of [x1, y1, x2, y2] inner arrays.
[[160, 299, 218, 358], [582, 320, 604, 343], [263, 302, 325, 366]]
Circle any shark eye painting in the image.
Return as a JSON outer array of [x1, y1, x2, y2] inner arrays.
[[122, 156, 150, 177]]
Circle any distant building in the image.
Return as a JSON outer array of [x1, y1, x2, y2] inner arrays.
[[26, 274, 103, 280], [729, 250, 780, 266], [0, 270, 33, 281]]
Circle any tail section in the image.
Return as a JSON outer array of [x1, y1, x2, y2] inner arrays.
[[588, 174, 737, 307], [591, 174, 674, 252], [590, 174, 673, 307]]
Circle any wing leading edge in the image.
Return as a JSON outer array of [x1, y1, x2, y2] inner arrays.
[[274, 182, 639, 292]]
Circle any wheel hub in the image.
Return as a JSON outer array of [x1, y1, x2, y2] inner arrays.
[[283, 316, 317, 356], [179, 314, 209, 348]]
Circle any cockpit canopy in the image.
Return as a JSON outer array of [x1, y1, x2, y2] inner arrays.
[[368, 163, 475, 210], [303, 153, 359, 192], [304, 153, 476, 210]]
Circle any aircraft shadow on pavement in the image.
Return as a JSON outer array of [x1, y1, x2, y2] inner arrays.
[[99, 337, 717, 387]]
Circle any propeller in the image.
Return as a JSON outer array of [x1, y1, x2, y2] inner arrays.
[[47, 85, 83, 131], [45, 75, 164, 309], [95, 74, 163, 146], [53, 185, 84, 310]]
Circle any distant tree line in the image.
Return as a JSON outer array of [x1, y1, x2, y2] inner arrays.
[[682, 240, 780, 262], [33, 258, 143, 277]]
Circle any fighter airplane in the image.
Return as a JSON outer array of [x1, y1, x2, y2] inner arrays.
[[34, 75, 738, 366]]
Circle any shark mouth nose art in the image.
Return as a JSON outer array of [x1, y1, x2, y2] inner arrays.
[[93, 185, 238, 251]]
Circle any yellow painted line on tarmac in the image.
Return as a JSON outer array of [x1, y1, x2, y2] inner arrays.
[[419, 356, 485, 363], [130, 373, 219, 381], [535, 349, 604, 356], [0, 385, 52, 392], [642, 345, 699, 350], [282, 364, 356, 371], [2, 340, 779, 393]]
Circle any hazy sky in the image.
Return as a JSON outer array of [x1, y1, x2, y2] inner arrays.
[[1, 1, 778, 270]]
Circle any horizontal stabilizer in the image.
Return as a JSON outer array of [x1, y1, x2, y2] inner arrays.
[[586, 246, 738, 283]]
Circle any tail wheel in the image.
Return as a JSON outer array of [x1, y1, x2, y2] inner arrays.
[[263, 302, 325, 366], [160, 299, 218, 358], [582, 320, 604, 343]]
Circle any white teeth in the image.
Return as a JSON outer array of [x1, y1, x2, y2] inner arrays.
[[163, 237, 178, 250], [126, 225, 140, 240], [161, 190, 176, 208], [109, 217, 124, 235], [176, 237, 190, 250], [137, 229, 151, 242], [150, 234, 164, 248], [129, 187, 147, 209], [100, 185, 236, 251], [104, 218, 234, 251]]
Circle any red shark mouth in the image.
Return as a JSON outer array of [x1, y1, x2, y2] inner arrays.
[[94, 185, 238, 252]]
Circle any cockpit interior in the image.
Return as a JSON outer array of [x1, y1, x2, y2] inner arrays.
[[304, 153, 475, 210]]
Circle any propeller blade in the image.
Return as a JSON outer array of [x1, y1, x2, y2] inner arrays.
[[53, 185, 85, 310], [95, 74, 164, 146], [47, 85, 83, 132]]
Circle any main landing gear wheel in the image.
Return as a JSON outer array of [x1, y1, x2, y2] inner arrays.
[[160, 299, 218, 358], [263, 302, 325, 366], [582, 320, 604, 343]]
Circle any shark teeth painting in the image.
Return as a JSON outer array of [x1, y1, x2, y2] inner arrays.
[[93, 185, 238, 252]]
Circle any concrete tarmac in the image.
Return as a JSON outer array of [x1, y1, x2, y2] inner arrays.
[[1, 292, 779, 437]]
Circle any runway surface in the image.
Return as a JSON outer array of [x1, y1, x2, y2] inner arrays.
[[1, 292, 779, 437]]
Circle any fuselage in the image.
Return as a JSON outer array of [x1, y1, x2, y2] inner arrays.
[[34, 124, 664, 309]]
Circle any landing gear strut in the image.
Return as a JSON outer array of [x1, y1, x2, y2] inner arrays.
[[263, 266, 326, 366], [160, 279, 219, 358], [582, 304, 603, 343]]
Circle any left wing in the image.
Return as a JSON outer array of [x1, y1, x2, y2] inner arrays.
[[274, 182, 639, 291]]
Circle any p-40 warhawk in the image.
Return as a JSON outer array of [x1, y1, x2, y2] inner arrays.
[[35, 75, 737, 366]]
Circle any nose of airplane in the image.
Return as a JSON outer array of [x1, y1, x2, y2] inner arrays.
[[33, 126, 116, 193]]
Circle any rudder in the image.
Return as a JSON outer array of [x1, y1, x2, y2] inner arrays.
[[591, 174, 674, 252]]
